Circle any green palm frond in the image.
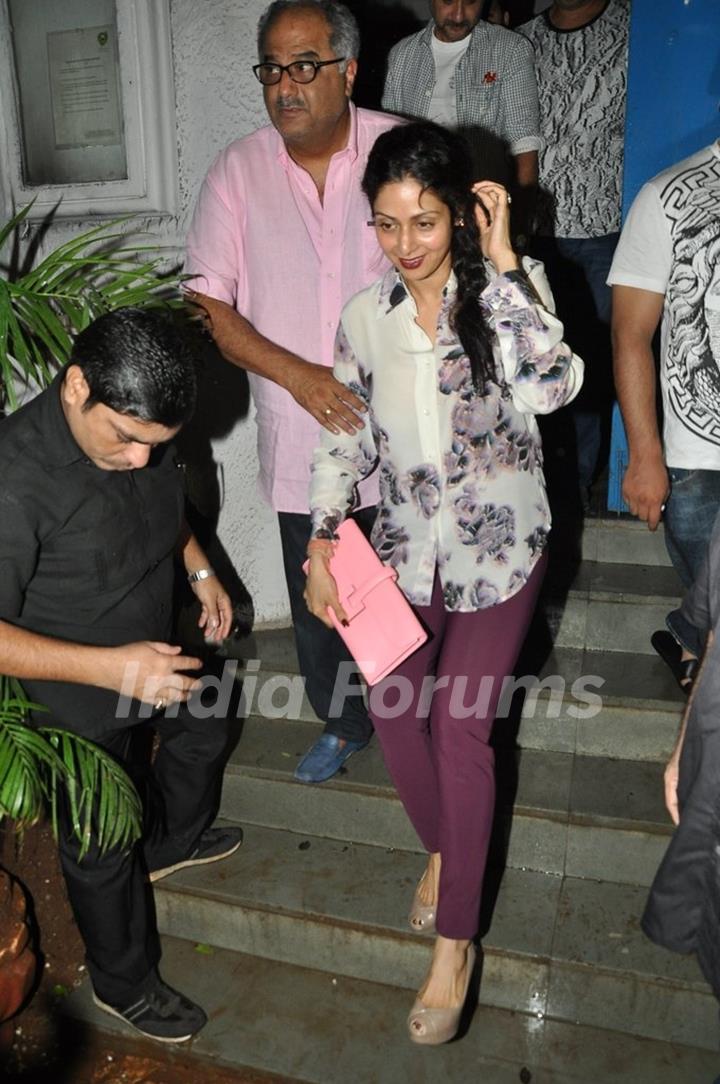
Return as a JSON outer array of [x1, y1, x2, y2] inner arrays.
[[0, 709, 61, 822], [0, 681, 142, 857], [45, 728, 142, 857], [0, 208, 184, 411]]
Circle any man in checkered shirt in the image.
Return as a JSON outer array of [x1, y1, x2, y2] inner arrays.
[[381, 0, 540, 237]]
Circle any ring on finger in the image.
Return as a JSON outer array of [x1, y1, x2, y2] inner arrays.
[[324, 407, 332, 416]]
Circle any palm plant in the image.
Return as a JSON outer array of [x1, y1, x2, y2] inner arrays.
[[0, 203, 184, 852], [0, 678, 141, 856], [0, 202, 181, 411]]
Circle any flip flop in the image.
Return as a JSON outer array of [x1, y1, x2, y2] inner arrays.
[[650, 630, 698, 695]]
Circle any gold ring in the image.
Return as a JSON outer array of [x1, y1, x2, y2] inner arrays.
[[324, 408, 332, 415]]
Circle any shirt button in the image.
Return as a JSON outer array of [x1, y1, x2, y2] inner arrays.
[[425, 90, 431, 97], [423, 408, 430, 416]]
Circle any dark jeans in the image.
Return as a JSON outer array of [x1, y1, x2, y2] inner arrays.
[[533, 233, 619, 491], [278, 508, 375, 744], [58, 702, 231, 1005], [664, 468, 720, 657]]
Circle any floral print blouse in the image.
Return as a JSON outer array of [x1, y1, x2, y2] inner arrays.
[[309, 261, 583, 612]]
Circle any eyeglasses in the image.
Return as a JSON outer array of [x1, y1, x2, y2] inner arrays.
[[252, 58, 346, 86]]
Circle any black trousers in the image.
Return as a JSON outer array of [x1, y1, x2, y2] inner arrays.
[[277, 508, 375, 744], [57, 702, 232, 1005]]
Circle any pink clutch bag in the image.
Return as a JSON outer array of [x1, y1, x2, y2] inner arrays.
[[303, 519, 427, 685]]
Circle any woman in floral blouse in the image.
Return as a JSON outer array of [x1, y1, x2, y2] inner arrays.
[[304, 122, 583, 1045]]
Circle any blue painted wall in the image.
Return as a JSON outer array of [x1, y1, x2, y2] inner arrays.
[[607, 0, 720, 511]]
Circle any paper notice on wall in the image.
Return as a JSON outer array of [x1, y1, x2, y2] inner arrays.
[[48, 26, 123, 150]]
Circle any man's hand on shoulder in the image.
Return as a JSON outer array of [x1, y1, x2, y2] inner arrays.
[[285, 360, 366, 435], [187, 293, 366, 435]]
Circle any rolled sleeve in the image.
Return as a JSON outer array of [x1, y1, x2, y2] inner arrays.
[[501, 36, 542, 156], [185, 166, 243, 307]]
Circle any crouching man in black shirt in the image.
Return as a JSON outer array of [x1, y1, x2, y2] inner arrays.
[[0, 308, 242, 1042]]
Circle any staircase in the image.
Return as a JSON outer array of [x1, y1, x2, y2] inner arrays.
[[67, 518, 720, 1082]]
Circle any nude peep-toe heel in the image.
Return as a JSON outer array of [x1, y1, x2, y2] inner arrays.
[[408, 885, 436, 934], [407, 944, 477, 1045]]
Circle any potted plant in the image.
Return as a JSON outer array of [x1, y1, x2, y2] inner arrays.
[[0, 204, 182, 1041]]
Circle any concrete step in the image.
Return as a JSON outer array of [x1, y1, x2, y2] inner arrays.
[[225, 625, 684, 762], [221, 718, 674, 888], [572, 516, 672, 568], [151, 822, 717, 1053], [231, 558, 683, 662], [542, 561, 682, 655], [66, 936, 720, 1084]]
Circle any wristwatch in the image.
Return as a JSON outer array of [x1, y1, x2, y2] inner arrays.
[[187, 567, 216, 584]]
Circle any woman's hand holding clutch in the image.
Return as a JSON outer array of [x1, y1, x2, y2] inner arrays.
[[303, 553, 349, 629]]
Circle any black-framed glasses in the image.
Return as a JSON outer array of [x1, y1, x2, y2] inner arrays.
[[252, 58, 346, 86]]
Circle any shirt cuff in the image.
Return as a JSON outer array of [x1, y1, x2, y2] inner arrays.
[[510, 136, 543, 155], [182, 271, 236, 307], [310, 508, 344, 540]]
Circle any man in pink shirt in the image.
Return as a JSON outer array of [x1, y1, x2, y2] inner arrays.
[[185, 0, 398, 783]]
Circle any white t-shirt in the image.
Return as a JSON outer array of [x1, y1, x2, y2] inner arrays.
[[608, 141, 720, 469], [428, 33, 472, 128]]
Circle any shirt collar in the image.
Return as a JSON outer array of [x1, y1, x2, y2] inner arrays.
[[376, 266, 458, 319], [37, 369, 89, 469], [275, 102, 358, 167]]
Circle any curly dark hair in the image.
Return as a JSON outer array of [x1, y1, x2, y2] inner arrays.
[[362, 121, 496, 393]]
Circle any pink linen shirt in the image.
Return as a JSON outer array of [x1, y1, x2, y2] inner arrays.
[[185, 104, 399, 513]]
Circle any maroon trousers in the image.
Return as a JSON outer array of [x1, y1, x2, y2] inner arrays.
[[369, 554, 547, 939]]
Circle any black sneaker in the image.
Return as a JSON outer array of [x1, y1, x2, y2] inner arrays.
[[148, 826, 243, 883], [92, 975, 207, 1043]]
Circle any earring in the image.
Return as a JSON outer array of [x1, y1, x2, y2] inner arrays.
[[455, 218, 465, 227]]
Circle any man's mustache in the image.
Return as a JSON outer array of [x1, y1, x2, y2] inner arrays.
[[276, 96, 306, 110]]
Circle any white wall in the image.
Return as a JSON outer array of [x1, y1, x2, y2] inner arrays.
[[170, 0, 290, 627]]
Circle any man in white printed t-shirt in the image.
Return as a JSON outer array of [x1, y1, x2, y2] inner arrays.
[[610, 140, 720, 684], [382, 1, 540, 235]]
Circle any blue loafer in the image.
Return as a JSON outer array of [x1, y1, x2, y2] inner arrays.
[[294, 733, 369, 784]]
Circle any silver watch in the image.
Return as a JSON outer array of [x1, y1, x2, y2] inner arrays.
[[187, 567, 216, 584]]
